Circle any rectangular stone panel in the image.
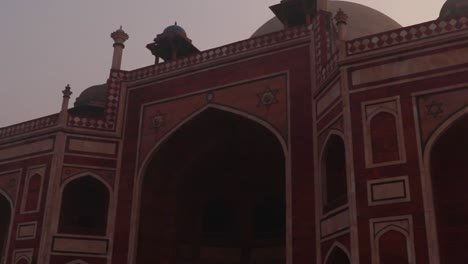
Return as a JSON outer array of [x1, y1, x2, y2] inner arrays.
[[16, 222, 37, 240], [52, 236, 108, 255], [317, 81, 341, 116], [352, 46, 468, 86], [368, 176, 410, 206], [68, 138, 117, 156], [320, 208, 350, 238], [0, 138, 54, 161]]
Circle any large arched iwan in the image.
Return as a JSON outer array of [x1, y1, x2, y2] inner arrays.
[[430, 113, 468, 264], [136, 108, 286, 264]]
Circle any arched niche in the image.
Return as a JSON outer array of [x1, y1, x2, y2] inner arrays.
[[321, 133, 348, 212], [430, 113, 468, 263], [377, 228, 409, 264], [15, 257, 30, 264], [369, 111, 400, 164], [58, 176, 110, 236], [136, 107, 286, 264], [23, 173, 42, 212], [324, 243, 350, 264]]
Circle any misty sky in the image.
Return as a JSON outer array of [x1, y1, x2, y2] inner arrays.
[[0, 0, 445, 127]]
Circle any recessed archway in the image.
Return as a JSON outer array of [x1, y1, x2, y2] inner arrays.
[[136, 107, 286, 264], [0, 193, 12, 263], [430, 113, 468, 263], [321, 133, 347, 213], [58, 176, 110, 236]]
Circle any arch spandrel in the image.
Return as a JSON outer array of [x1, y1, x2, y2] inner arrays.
[[61, 166, 115, 190], [137, 74, 289, 167], [0, 170, 21, 206], [415, 86, 468, 149]]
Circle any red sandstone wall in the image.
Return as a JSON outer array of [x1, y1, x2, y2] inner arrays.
[[114, 44, 315, 263]]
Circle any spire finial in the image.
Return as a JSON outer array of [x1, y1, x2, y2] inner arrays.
[[120, 25, 122, 30], [334, 8, 348, 25], [62, 84, 72, 98], [175, 21, 177, 25]]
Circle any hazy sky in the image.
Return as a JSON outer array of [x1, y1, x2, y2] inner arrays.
[[0, 0, 445, 127]]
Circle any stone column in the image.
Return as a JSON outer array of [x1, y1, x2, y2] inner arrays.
[[59, 84, 72, 126], [335, 9, 348, 41], [110, 26, 129, 70]]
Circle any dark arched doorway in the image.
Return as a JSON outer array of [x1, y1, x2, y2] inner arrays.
[[431, 114, 468, 263], [325, 246, 350, 264], [58, 176, 109, 236], [322, 134, 347, 213], [0, 193, 11, 263], [137, 108, 286, 264]]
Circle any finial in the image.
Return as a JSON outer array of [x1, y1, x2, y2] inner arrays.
[[62, 84, 72, 98], [175, 21, 177, 25], [334, 9, 348, 25], [111, 26, 129, 45]]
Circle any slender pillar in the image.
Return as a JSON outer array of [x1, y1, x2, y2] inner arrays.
[[110, 26, 129, 70], [335, 9, 348, 41], [59, 84, 72, 126]]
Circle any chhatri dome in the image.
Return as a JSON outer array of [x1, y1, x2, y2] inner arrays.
[[162, 22, 187, 37], [251, 0, 402, 38]]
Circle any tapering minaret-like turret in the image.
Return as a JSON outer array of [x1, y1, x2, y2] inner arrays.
[[110, 26, 129, 70]]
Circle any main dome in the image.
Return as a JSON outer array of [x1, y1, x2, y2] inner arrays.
[[251, 0, 402, 39]]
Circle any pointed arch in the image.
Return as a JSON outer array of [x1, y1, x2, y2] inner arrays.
[[375, 226, 410, 264], [422, 106, 468, 263], [366, 108, 397, 122], [320, 130, 348, 213], [61, 172, 113, 193], [324, 241, 350, 264], [129, 105, 289, 264], [58, 173, 110, 236], [375, 224, 409, 240], [14, 256, 30, 264], [368, 111, 400, 163], [138, 103, 288, 176]]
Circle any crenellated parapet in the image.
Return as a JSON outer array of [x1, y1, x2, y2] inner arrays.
[[0, 114, 59, 139], [125, 25, 311, 82], [346, 15, 468, 56]]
